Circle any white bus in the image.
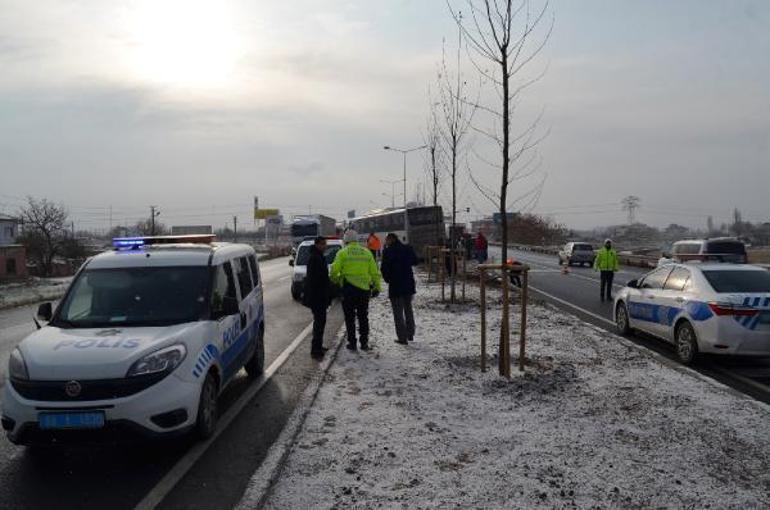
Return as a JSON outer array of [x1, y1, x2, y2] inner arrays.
[[348, 206, 444, 258]]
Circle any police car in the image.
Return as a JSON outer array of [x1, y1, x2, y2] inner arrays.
[[614, 263, 770, 364], [289, 238, 343, 301], [2, 235, 265, 445]]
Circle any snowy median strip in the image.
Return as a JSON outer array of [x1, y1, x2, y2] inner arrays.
[[248, 275, 770, 509]]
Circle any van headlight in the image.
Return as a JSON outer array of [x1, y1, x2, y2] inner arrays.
[[9, 348, 29, 380], [126, 344, 187, 377]]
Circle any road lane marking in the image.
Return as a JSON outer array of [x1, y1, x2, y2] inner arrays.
[[528, 284, 615, 327], [134, 320, 316, 510]]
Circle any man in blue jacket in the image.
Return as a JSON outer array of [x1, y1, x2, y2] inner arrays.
[[381, 233, 418, 345]]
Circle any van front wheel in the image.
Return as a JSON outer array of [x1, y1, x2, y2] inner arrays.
[[195, 373, 218, 439]]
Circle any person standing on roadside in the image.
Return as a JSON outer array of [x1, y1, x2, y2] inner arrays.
[[594, 238, 619, 302], [303, 236, 331, 359], [331, 230, 382, 351], [475, 232, 488, 263], [367, 231, 382, 260], [381, 233, 417, 345]]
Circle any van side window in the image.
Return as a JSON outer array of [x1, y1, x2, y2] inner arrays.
[[248, 255, 260, 286], [234, 256, 253, 300], [211, 262, 236, 313]]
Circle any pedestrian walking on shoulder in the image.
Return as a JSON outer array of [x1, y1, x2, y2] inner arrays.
[[303, 236, 331, 359], [594, 238, 619, 302], [367, 232, 382, 260], [381, 233, 417, 344], [331, 230, 382, 351]]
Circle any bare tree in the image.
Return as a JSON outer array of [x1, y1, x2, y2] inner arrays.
[[436, 24, 477, 303], [423, 97, 443, 208], [448, 0, 553, 268], [18, 197, 69, 276]]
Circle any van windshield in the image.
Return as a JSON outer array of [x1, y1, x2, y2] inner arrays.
[[54, 267, 210, 328], [295, 245, 341, 266], [573, 244, 593, 251]]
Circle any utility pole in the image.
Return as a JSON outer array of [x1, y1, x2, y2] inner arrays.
[[233, 216, 238, 242], [150, 205, 160, 235]]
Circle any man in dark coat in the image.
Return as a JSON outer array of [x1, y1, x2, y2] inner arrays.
[[381, 233, 417, 345], [304, 236, 330, 359]]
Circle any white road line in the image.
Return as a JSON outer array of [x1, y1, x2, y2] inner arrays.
[[706, 366, 770, 394], [134, 321, 314, 510], [528, 284, 616, 327]]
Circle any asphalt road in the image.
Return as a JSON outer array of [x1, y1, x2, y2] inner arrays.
[[489, 246, 770, 403], [0, 256, 345, 510]]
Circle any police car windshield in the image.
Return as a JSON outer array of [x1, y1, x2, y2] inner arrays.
[[54, 267, 210, 328], [702, 270, 770, 293]]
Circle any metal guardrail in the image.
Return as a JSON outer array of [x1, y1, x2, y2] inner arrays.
[[489, 242, 659, 269]]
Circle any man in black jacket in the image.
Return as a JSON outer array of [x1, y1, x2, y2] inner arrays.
[[304, 236, 331, 359], [381, 233, 417, 345]]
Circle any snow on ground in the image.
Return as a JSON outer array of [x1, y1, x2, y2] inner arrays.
[[260, 276, 770, 509], [0, 277, 72, 309]]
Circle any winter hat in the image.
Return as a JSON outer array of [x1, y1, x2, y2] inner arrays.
[[344, 229, 359, 243]]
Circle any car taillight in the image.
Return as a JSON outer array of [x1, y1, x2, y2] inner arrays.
[[708, 302, 759, 317]]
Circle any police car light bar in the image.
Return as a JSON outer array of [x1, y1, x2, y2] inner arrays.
[[112, 235, 217, 250]]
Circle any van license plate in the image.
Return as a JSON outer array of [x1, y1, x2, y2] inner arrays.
[[38, 412, 105, 430]]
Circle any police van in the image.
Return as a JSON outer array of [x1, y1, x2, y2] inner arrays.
[[2, 235, 265, 445]]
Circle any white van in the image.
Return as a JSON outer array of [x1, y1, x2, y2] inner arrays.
[[290, 238, 343, 301], [2, 235, 265, 445]]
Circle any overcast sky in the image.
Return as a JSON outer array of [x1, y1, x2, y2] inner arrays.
[[1, 0, 768, 231]]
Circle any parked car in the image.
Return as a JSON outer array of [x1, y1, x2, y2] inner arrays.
[[558, 242, 595, 267], [658, 238, 747, 266], [614, 263, 770, 364], [2, 235, 265, 445]]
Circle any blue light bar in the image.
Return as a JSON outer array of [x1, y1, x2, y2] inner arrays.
[[112, 237, 145, 249], [112, 234, 216, 250]]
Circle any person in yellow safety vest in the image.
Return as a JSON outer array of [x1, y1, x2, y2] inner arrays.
[[331, 229, 382, 351], [593, 238, 619, 302]]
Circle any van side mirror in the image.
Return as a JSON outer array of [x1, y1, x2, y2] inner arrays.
[[627, 279, 638, 289], [37, 302, 53, 321]]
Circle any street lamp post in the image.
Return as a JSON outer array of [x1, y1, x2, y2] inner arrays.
[[383, 145, 427, 210], [380, 179, 401, 208]]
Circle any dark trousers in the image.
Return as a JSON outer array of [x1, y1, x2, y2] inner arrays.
[[311, 305, 327, 353], [342, 284, 370, 346], [600, 271, 615, 301], [390, 294, 415, 342]]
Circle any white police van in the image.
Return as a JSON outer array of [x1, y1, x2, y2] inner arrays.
[[2, 235, 265, 445]]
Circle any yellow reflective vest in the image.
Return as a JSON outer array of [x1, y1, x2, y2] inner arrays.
[[330, 241, 382, 292], [594, 247, 619, 272]]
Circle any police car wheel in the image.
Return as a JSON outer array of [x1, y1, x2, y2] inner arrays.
[[245, 325, 265, 378], [675, 322, 698, 365], [615, 302, 631, 335], [195, 373, 218, 439]]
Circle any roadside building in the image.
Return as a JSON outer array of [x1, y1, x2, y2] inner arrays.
[[0, 214, 27, 281]]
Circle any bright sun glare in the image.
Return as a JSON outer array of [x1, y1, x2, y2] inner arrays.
[[126, 0, 243, 89]]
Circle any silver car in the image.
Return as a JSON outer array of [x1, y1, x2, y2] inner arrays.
[[558, 242, 595, 267]]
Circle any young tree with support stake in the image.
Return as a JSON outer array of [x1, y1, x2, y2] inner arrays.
[[448, 0, 553, 372]]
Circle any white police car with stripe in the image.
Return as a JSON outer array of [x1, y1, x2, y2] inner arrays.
[[614, 263, 770, 364], [1, 235, 265, 445]]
